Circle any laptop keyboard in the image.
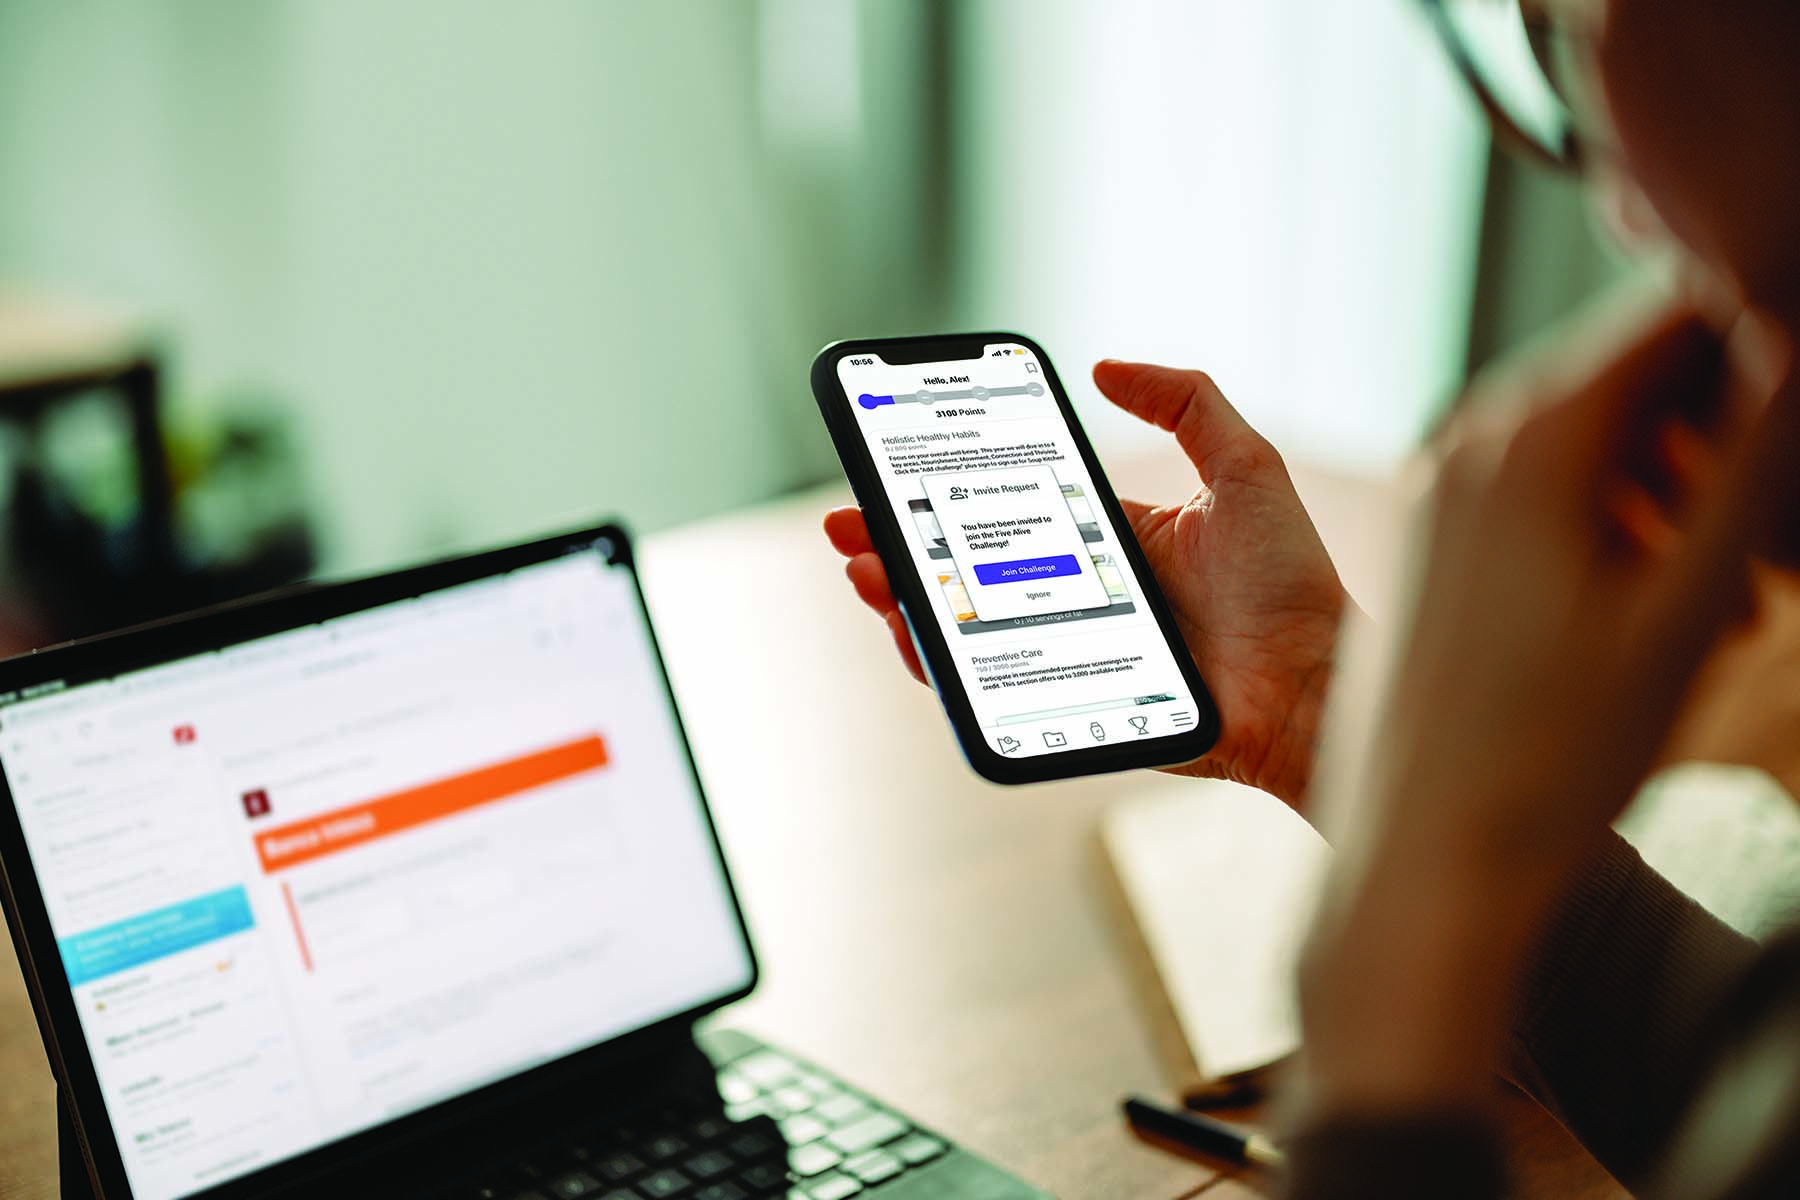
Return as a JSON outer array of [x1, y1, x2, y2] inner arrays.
[[444, 1043, 950, 1200]]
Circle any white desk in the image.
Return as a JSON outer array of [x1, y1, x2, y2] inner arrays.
[[638, 456, 1622, 1199], [0, 452, 1624, 1199]]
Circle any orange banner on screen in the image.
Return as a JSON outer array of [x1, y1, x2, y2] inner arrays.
[[254, 734, 609, 873]]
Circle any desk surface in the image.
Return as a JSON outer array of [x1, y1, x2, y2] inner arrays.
[[0, 458, 1626, 1199]]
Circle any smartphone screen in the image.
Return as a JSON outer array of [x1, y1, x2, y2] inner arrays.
[[824, 337, 1215, 775]]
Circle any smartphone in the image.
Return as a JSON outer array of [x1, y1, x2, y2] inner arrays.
[[811, 332, 1221, 784]]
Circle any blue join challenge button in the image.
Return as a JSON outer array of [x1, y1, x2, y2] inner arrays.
[[59, 885, 255, 988], [973, 554, 1084, 586]]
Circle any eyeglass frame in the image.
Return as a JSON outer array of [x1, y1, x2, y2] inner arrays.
[[1417, 0, 1584, 172]]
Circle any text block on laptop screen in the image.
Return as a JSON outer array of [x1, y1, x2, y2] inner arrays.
[[1, 550, 752, 1200], [253, 733, 610, 872]]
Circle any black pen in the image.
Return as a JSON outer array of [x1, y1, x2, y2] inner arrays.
[[1122, 1095, 1286, 1169]]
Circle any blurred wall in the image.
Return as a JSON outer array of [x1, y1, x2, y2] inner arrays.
[[0, 1, 1496, 581], [1464, 148, 1630, 373], [0, 1, 886, 573], [938, 0, 1490, 468]]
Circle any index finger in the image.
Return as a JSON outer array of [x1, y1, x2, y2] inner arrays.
[[823, 506, 875, 558], [1623, 334, 1800, 740], [1658, 352, 1800, 637]]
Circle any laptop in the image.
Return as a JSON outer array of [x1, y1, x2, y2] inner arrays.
[[0, 524, 1050, 1200]]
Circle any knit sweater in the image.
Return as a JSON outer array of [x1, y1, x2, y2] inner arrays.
[[1283, 834, 1800, 1199]]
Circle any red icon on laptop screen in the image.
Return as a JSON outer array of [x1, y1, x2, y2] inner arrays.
[[241, 789, 271, 819], [172, 724, 197, 745]]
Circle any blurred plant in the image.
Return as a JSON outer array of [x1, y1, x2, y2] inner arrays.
[[1, 384, 315, 644], [163, 395, 313, 576]]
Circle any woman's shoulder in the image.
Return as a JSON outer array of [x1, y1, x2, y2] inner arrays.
[[1653, 924, 1800, 1199]]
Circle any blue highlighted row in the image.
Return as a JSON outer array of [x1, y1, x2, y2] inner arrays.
[[59, 885, 255, 987], [973, 554, 1084, 586], [857, 393, 895, 410]]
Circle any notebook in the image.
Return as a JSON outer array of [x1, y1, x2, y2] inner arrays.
[[1105, 765, 1800, 1097], [1102, 780, 1331, 1090]]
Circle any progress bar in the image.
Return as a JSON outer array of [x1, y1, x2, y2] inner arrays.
[[859, 382, 1045, 410], [995, 693, 1177, 726]]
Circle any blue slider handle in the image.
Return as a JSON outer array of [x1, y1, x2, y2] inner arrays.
[[858, 393, 896, 410]]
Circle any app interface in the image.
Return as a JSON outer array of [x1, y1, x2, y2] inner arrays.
[[2, 550, 752, 1200], [838, 344, 1203, 758]]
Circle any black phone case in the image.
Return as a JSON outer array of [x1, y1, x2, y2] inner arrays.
[[809, 332, 1220, 785]]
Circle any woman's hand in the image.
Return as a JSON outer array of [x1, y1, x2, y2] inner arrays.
[[824, 360, 1352, 808], [1295, 303, 1797, 1114]]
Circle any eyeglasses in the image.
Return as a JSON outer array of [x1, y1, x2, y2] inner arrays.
[[1420, 0, 1584, 171]]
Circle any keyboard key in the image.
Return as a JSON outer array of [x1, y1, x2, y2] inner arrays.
[[788, 1142, 841, 1178], [771, 1086, 814, 1115], [726, 1130, 780, 1160], [778, 1115, 829, 1145], [891, 1133, 946, 1166], [595, 1153, 646, 1182], [736, 1051, 798, 1089], [824, 1112, 907, 1157], [549, 1172, 603, 1197], [737, 1163, 787, 1191], [637, 1168, 693, 1197], [694, 1185, 749, 1200], [646, 1135, 690, 1162], [684, 1151, 734, 1181], [811, 1094, 867, 1126], [796, 1074, 836, 1099], [805, 1174, 862, 1200], [597, 1192, 639, 1200], [726, 1099, 771, 1122], [839, 1151, 902, 1187], [689, 1115, 733, 1142], [718, 1074, 758, 1105]]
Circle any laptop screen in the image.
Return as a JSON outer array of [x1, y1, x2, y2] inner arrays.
[[0, 543, 753, 1200]]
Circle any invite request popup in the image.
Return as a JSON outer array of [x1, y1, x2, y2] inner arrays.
[[922, 465, 1109, 622]]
